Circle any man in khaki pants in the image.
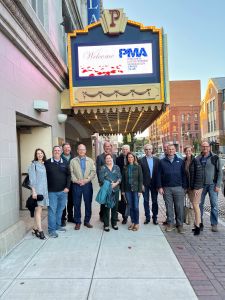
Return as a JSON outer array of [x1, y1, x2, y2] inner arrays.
[[70, 144, 96, 230]]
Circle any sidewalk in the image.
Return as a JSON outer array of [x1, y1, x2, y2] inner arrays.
[[0, 181, 197, 300], [160, 197, 225, 300]]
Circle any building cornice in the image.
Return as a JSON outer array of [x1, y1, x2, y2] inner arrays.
[[63, 0, 83, 29], [0, 0, 68, 91]]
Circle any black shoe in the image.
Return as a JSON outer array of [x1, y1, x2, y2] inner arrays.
[[104, 227, 110, 232], [112, 225, 119, 230], [192, 225, 196, 232], [61, 220, 67, 227], [193, 226, 200, 235], [32, 228, 39, 238], [122, 219, 127, 224], [199, 223, 204, 231], [144, 220, 150, 224], [162, 221, 168, 226], [153, 220, 158, 225], [39, 231, 46, 239]]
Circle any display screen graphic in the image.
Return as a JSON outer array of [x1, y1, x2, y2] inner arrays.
[[78, 43, 153, 77]]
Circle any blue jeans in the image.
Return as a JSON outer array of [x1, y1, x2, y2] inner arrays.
[[125, 192, 139, 224], [48, 191, 68, 233], [142, 185, 158, 222], [200, 184, 218, 225], [72, 182, 93, 224]]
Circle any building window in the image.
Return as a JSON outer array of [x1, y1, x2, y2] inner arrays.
[[208, 121, 211, 132], [182, 124, 185, 132], [214, 120, 216, 131], [172, 115, 176, 122], [181, 114, 185, 122], [187, 124, 191, 131], [194, 113, 198, 121], [187, 114, 190, 122], [30, 0, 45, 26], [194, 123, 198, 130]]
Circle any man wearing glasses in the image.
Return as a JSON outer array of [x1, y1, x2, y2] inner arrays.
[[70, 144, 96, 230], [196, 141, 222, 232], [140, 144, 159, 225]]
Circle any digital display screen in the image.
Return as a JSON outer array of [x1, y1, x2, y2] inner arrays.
[[77, 43, 153, 77]]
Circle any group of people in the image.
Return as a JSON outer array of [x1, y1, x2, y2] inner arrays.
[[27, 139, 222, 239]]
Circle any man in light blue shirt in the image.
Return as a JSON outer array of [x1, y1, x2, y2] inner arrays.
[[140, 144, 159, 225]]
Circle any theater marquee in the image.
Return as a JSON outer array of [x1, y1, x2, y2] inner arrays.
[[63, 9, 169, 135]]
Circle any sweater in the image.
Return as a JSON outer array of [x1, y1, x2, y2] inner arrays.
[[158, 154, 187, 188], [45, 158, 71, 192], [121, 164, 143, 193]]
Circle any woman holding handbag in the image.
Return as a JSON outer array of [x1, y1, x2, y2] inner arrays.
[[99, 154, 121, 232], [184, 146, 203, 235], [28, 148, 49, 239], [121, 152, 143, 231]]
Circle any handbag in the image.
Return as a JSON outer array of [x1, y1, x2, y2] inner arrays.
[[184, 195, 194, 225], [22, 174, 31, 190], [22, 164, 36, 190]]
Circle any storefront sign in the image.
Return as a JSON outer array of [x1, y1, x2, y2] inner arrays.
[[87, 0, 100, 24]]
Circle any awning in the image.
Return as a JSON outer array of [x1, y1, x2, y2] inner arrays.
[[72, 104, 163, 135]]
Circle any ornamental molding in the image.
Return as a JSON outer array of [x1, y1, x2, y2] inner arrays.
[[0, 0, 68, 90], [73, 104, 162, 114]]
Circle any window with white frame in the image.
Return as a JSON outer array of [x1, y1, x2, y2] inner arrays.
[[29, 0, 45, 26]]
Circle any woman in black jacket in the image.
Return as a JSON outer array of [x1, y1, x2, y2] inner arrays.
[[184, 146, 203, 235], [121, 152, 143, 231]]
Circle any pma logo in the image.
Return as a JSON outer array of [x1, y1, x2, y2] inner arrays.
[[119, 48, 148, 58]]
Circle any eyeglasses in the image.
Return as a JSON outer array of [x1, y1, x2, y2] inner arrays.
[[144, 148, 152, 151]]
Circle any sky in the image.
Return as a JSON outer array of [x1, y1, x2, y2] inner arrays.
[[103, 0, 225, 98]]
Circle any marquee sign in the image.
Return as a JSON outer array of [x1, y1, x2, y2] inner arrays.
[[77, 43, 153, 77], [68, 9, 168, 108]]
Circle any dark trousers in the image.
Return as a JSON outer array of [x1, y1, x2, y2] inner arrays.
[[61, 186, 74, 222], [72, 182, 93, 224], [163, 186, 184, 226], [120, 193, 128, 220], [103, 190, 119, 227], [142, 185, 158, 222]]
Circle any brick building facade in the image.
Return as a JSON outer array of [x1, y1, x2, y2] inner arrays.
[[200, 77, 225, 153], [149, 80, 201, 153]]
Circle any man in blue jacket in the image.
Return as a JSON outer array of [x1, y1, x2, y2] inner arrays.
[[158, 144, 187, 233]]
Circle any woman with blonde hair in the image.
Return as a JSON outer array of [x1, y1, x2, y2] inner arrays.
[[184, 146, 203, 235], [28, 148, 49, 239]]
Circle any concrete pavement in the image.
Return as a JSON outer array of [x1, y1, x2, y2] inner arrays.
[[0, 183, 197, 300]]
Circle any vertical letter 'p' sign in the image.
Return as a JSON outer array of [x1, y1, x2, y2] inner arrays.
[[109, 10, 120, 27]]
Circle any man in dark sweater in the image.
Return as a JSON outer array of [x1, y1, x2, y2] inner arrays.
[[158, 144, 187, 233], [45, 146, 71, 238], [61, 143, 74, 226]]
